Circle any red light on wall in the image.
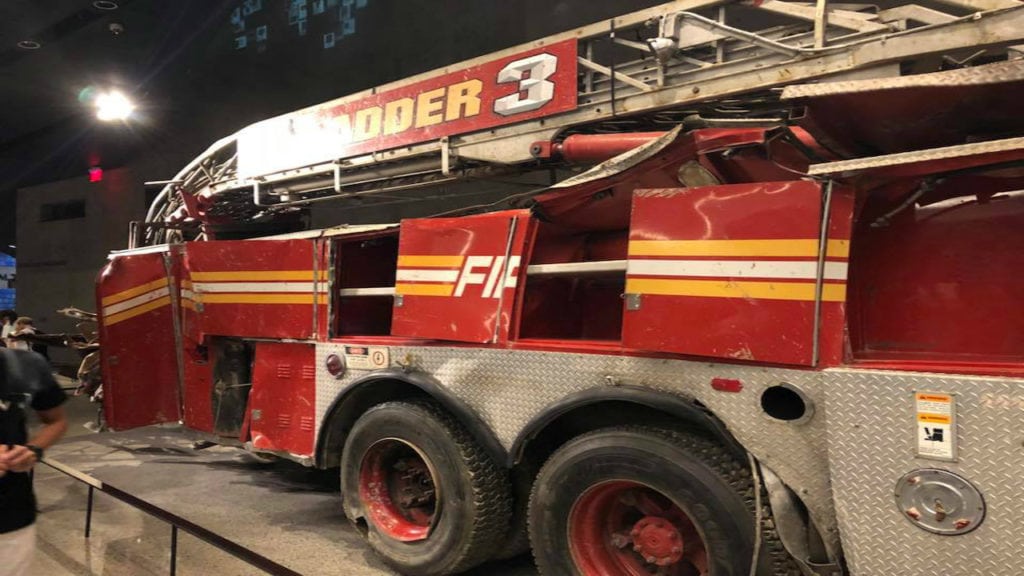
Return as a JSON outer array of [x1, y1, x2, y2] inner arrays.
[[88, 166, 103, 182]]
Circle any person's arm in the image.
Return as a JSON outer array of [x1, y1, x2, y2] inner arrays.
[[2, 406, 68, 473]]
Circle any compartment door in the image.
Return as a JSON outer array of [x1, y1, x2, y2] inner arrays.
[[392, 211, 532, 343], [185, 239, 322, 340], [623, 182, 852, 366], [98, 250, 182, 429], [248, 342, 316, 456]]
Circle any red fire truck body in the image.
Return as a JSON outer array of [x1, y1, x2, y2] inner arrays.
[[96, 2, 1024, 575]]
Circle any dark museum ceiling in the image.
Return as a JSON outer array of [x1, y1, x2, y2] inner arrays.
[[0, 0, 663, 250]]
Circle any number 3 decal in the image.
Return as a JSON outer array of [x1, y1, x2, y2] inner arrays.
[[493, 53, 558, 116]]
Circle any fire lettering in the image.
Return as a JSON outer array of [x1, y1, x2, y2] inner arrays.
[[454, 255, 521, 298]]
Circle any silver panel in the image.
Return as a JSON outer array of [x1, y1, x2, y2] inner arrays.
[[808, 136, 1024, 177], [316, 343, 840, 554], [782, 59, 1024, 99], [824, 368, 1024, 576]]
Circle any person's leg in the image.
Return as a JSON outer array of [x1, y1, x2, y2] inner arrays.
[[0, 523, 36, 576]]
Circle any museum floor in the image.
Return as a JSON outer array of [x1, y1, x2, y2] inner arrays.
[[30, 393, 536, 575]]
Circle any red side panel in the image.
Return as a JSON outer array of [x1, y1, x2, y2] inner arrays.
[[249, 342, 316, 456], [185, 239, 322, 339], [97, 251, 181, 430], [392, 211, 532, 343], [623, 182, 851, 366], [179, 263, 214, 433], [849, 190, 1024, 366]]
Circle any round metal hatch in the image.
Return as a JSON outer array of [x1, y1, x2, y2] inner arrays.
[[895, 469, 985, 535]]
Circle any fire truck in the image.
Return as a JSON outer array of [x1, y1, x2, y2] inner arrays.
[[96, 1, 1024, 574]]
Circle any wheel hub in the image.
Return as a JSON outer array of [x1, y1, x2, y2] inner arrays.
[[630, 516, 685, 566], [358, 439, 439, 542], [569, 480, 709, 575]]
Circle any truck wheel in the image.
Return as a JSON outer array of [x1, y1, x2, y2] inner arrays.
[[340, 400, 511, 575], [529, 427, 782, 576]]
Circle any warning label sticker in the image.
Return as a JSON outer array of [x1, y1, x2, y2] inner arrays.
[[915, 391, 957, 462], [344, 346, 390, 371]]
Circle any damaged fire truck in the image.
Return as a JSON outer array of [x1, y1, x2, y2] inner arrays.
[[96, 1, 1024, 574]]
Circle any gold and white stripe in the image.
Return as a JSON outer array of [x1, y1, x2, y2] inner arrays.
[[191, 270, 328, 306], [102, 279, 173, 326], [627, 260, 848, 281], [627, 238, 849, 303], [395, 255, 465, 297]]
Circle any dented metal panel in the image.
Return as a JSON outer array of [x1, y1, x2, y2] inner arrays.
[[392, 210, 533, 343], [97, 251, 182, 430], [184, 239, 322, 340], [785, 59, 1024, 157], [623, 182, 851, 366]]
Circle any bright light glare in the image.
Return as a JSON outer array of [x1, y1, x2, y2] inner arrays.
[[95, 91, 135, 121]]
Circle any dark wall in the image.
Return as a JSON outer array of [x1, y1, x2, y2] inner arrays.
[[4, 0, 663, 247]]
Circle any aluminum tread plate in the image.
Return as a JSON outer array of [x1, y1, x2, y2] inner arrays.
[[782, 59, 1024, 99], [825, 368, 1024, 576], [807, 136, 1024, 176], [316, 343, 840, 554]]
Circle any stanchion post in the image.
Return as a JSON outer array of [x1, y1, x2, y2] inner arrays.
[[170, 525, 178, 576], [85, 485, 94, 538]]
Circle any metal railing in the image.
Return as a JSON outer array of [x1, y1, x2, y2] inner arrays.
[[42, 458, 302, 576]]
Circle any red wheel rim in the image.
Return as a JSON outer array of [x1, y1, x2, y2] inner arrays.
[[358, 439, 439, 542], [569, 480, 709, 576]]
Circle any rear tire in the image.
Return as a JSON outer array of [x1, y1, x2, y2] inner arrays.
[[341, 400, 511, 575], [529, 427, 789, 576]]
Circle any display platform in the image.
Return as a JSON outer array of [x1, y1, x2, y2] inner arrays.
[[34, 424, 536, 576]]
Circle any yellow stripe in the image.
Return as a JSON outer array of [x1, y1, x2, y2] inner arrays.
[[191, 270, 320, 281], [397, 255, 465, 268], [827, 240, 850, 258], [626, 278, 847, 302], [104, 296, 172, 326], [201, 293, 318, 304], [181, 280, 193, 289], [182, 300, 197, 311], [101, 278, 168, 307], [395, 283, 455, 297], [629, 239, 850, 258]]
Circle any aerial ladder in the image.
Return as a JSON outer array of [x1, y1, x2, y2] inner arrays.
[[137, 0, 1024, 246]]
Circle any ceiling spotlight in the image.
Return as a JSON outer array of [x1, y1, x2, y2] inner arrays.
[[93, 1, 119, 10], [17, 40, 41, 50], [95, 91, 135, 121]]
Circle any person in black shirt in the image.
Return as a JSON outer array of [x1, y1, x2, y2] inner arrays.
[[0, 348, 68, 576]]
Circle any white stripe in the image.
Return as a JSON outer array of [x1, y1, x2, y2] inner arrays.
[[193, 282, 316, 293], [102, 287, 170, 316], [395, 269, 460, 282], [526, 260, 627, 276], [181, 289, 195, 301], [338, 287, 396, 297], [627, 260, 848, 280]]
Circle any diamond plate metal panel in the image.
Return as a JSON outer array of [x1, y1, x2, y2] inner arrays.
[[315, 343, 840, 553], [825, 368, 1024, 576]]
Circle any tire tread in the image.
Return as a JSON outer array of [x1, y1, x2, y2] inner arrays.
[[529, 426, 801, 576], [368, 400, 512, 574]]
